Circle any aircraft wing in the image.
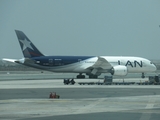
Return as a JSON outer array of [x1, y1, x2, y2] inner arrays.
[[87, 56, 112, 70]]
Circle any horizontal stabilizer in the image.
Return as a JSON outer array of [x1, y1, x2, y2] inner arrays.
[[2, 58, 18, 63], [2, 58, 26, 64]]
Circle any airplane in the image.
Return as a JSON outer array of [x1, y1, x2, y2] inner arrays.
[[3, 30, 157, 79]]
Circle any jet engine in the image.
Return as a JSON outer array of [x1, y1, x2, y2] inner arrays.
[[110, 65, 128, 76]]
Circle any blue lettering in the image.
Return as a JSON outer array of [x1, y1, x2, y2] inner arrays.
[[134, 61, 143, 67], [125, 60, 143, 67], [125, 61, 133, 67]]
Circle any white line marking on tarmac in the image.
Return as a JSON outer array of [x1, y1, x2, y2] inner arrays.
[[73, 98, 107, 114], [139, 98, 156, 120], [0, 95, 160, 119], [1, 80, 160, 89]]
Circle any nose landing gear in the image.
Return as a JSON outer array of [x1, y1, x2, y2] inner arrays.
[[142, 73, 145, 78]]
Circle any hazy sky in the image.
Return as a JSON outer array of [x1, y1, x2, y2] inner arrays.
[[0, 0, 160, 59]]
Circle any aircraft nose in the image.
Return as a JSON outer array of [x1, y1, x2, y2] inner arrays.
[[151, 64, 157, 71]]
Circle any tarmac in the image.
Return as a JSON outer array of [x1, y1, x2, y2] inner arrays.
[[0, 73, 160, 120]]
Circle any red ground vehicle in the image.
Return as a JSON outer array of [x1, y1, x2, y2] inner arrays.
[[49, 92, 60, 99]]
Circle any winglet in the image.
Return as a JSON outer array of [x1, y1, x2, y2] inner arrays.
[[15, 30, 44, 58]]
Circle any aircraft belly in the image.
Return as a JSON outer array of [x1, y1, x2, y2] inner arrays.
[[127, 67, 148, 73]]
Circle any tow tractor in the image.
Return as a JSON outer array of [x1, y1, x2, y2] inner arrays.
[[49, 92, 60, 99]]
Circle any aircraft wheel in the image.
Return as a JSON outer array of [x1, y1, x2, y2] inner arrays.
[[94, 75, 98, 79], [77, 75, 80, 78], [82, 75, 85, 78], [89, 75, 92, 79], [77, 74, 85, 79], [142, 76, 145, 78]]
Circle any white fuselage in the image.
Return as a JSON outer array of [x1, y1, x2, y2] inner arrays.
[[23, 56, 156, 75]]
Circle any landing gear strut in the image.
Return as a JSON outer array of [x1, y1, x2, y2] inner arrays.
[[141, 73, 145, 78], [76, 73, 85, 79]]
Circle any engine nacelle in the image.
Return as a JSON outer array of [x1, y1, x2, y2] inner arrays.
[[110, 65, 128, 76]]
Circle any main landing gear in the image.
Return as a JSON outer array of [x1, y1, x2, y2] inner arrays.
[[76, 73, 99, 79], [76, 73, 85, 78]]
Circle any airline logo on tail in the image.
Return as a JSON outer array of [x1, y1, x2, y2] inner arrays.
[[19, 38, 34, 51], [15, 30, 44, 58]]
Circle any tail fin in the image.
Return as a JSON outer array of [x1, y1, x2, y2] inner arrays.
[[15, 30, 44, 58]]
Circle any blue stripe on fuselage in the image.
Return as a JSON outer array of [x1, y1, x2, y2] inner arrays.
[[31, 56, 95, 67]]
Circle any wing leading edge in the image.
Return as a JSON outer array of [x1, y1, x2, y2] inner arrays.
[[90, 56, 112, 69]]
